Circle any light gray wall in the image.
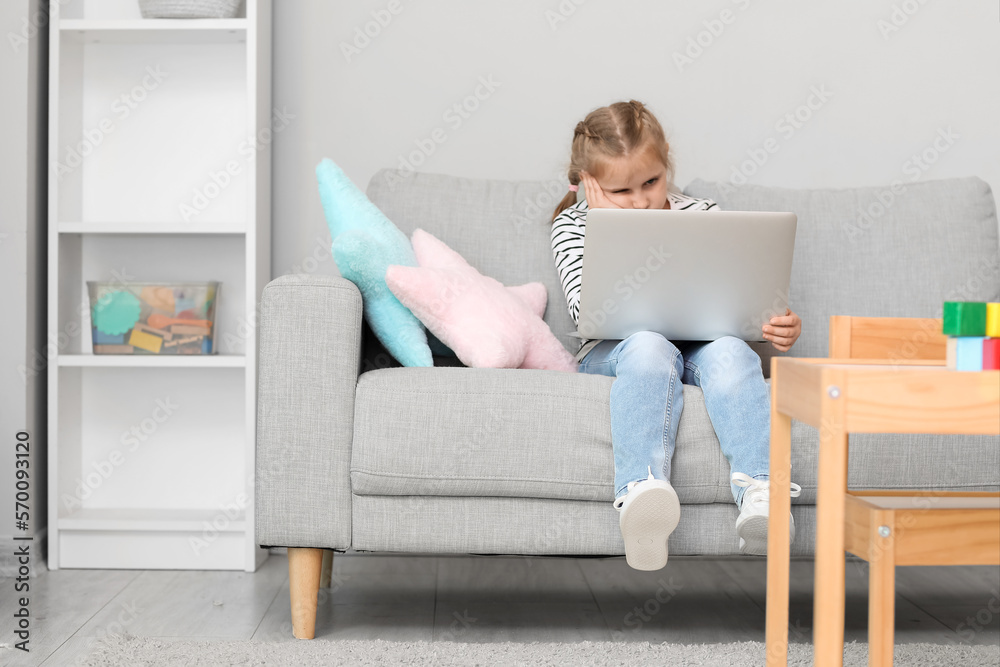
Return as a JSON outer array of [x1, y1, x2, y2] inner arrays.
[[1, 1, 997, 570], [272, 0, 1000, 277], [1, 0, 47, 573]]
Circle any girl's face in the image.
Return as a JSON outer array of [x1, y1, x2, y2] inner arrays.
[[592, 145, 669, 210]]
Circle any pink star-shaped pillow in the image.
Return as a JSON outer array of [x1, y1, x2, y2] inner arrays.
[[385, 229, 577, 372]]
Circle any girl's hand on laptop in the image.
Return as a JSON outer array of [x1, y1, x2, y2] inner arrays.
[[763, 309, 801, 352], [581, 172, 620, 209]]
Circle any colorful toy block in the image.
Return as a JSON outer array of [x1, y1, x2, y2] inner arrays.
[[93, 344, 134, 354], [128, 328, 163, 354], [954, 336, 986, 371], [942, 301, 987, 336], [986, 302, 1000, 338], [984, 338, 1000, 371], [945, 338, 958, 370], [92, 330, 124, 345]]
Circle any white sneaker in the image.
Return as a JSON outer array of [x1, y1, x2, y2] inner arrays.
[[615, 466, 681, 571], [731, 472, 802, 556]]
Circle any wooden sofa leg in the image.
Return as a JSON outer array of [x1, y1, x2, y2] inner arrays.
[[320, 549, 334, 588], [288, 547, 324, 639]]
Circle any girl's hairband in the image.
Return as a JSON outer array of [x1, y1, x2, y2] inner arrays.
[[568, 184, 579, 192]]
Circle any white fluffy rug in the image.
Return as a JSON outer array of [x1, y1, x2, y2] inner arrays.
[[79, 633, 1000, 666]]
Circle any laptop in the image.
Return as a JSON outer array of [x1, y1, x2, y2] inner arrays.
[[576, 208, 797, 341]]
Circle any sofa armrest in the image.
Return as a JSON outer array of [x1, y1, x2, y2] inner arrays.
[[255, 274, 362, 549]]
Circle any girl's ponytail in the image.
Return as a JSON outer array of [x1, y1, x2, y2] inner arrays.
[[550, 125, 592, 222], [551, 188, 579, 223]]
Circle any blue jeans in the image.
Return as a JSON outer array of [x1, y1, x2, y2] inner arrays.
[[578, 332, 770, 507]]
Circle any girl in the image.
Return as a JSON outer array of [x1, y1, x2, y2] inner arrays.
[[550, 100, 803, 571]]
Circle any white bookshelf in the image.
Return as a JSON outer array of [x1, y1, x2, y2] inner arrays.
[[58, 354, 247, 368], [47, 0, 271, 572], [57, 222, 246, 234]]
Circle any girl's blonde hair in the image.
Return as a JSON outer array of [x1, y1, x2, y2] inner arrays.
[[551, 99, 674, 222]]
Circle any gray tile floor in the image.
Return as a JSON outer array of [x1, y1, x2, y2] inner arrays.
[[1, 552, 997, 666]]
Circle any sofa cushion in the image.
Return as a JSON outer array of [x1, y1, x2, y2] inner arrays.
[[351, 496, 822, 557], [316, 158, 433, 367], [351, 367, 728, 504], [350, 367, 1000, 504], [684, 176, 1000, 360], [366, 170, 579, 354], [385, 229, 577, 372]]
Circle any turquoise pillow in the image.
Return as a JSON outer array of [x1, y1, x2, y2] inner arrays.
[[316, 158, 432, 367]]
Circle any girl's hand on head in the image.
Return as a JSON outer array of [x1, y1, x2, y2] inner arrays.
[[763, 308, 801, 352], [581, 172, 620, 210]]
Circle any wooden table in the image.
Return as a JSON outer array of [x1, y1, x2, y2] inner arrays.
[[764, 356, 1000, 667]]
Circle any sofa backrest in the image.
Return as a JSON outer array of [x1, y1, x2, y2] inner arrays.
[[685, 176, 1000, 359], [367, 169, 1000, 362], [366, 170, 580, 354]]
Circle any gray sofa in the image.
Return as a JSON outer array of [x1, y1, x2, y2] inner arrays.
[[255, 171, 999, 633]]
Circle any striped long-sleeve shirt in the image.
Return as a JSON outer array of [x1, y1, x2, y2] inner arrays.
[[550, 191, 720, 361]]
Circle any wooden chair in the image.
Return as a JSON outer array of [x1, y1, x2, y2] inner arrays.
[[824, 316, 999, 666], [828, 315, 947, 362]]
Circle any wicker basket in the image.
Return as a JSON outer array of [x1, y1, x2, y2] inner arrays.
[[139, 0, 242, 19]]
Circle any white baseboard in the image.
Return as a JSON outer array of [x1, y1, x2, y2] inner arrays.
[[0, 527, 48, 577]]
